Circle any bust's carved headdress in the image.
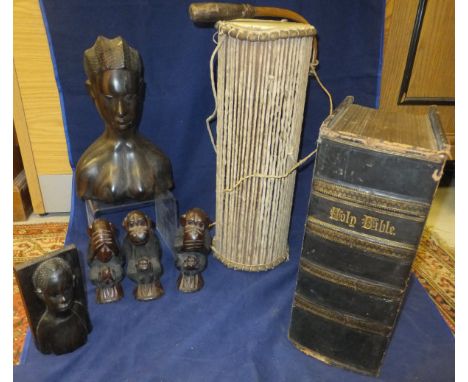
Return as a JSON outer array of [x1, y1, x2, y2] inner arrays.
[[84, 36, 141, 81]]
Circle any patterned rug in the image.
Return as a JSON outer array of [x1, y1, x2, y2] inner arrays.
[[12, 223, 454, 364], [412, 228, 455, 333]]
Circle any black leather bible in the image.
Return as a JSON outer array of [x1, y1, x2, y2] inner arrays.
[[288, 96, 450, 376]]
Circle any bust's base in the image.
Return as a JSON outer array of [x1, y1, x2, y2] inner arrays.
[[85, 199, 154, 226], [134, 281, 164, 301], [96, 284, 124, 304], [177, 273, 204, 293], [84, 192, 178, 254]]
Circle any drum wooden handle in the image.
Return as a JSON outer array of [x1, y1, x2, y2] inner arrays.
[[189, 2, 309, 24], [189, 3, 255, 23]]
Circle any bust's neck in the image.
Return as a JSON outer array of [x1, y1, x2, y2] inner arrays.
[[45, 306, 73, 320], [103, 125, 137, 141]]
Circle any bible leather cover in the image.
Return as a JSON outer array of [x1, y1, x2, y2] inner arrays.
[[288, 96, 450, 376]]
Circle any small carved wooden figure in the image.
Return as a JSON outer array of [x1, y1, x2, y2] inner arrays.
[[87, 219, 124, 303], [32, 257, 91, 354], [174, 208, 212, 293], [122, 211, 164, 301]]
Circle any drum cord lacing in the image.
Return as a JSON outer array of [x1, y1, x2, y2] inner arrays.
[[205, 31, 333, 193]]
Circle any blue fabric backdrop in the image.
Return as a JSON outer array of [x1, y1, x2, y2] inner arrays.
[[14, 1, 454, 381]]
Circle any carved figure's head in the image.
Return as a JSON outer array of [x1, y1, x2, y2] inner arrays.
[[175, 252, 206, 275], [88, 219, 119, 263], [99, 267, 115, 286], [33, 258, 75, 313], [180, 208, 211, 241], [84, 36, 142, 132], [123, 210, 153, 245], [183, 254, 200, 270], [137, 257, 152, 272]]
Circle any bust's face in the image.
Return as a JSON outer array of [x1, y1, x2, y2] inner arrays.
[[41, 269, 74, 313], [90, 69, 141, 131]]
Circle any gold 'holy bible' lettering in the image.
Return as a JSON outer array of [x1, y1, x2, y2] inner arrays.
[[329, 207, 356, 228], [328, 206, 397, 236], [361, 215, 396, 236]]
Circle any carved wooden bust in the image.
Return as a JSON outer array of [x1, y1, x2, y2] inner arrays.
[[76, 36, 173, 203]]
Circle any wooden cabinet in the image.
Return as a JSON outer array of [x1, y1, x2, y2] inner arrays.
[[13, 0, 72, 214], [381, 0, 455, 158], [13, 125, 32, 221]]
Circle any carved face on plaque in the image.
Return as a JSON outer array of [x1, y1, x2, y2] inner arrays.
[[33, 259, 75, 313], [14, 245, 92, 355]]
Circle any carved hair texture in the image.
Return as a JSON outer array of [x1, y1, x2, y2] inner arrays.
[[33, 258, 72, 292], [89, 219, 119, 257], [84, 36, 141, 80]]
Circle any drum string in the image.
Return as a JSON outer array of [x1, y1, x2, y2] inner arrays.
[[206, 31, 333, 194], [308, 36, 333, 116], [205, 36, 222, 154], [311, 66, 333, 116]]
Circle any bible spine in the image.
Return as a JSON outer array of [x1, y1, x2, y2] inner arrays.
[[288, 98, 448, 376]]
